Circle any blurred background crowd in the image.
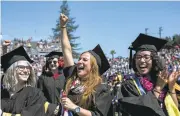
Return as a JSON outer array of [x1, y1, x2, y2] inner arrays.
[[1, 38, 180, 88]]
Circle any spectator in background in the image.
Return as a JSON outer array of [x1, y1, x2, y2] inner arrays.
[[37, 51, 65, 105]]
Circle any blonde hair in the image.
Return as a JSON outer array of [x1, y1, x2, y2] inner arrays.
[[65, 52, 102, 108], [3, 60, 36, 92]]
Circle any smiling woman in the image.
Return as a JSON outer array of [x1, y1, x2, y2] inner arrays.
[[37, 51, 65, 106], [59, 13, 112, 116], [3, 60, 36, 93], [118, 33, 180, 116], [1, 46, 58, 116]]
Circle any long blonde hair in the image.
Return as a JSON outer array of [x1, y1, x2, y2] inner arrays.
[[65, 52, 102, 108], [3, 60, 36, 92]]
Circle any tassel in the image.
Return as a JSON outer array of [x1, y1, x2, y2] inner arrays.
[[129, 46, 133, 69]]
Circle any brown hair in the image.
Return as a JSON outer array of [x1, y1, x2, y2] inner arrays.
[[65, 52, 102, 108]]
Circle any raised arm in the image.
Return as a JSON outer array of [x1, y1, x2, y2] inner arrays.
[[60, 13, 74, 67]]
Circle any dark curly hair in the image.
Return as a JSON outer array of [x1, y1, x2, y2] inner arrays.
[[132, 50, 165, 83]]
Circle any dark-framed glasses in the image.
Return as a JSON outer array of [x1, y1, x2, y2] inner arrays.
[[17, 65, 30, 70], [135, 55, 152, 62]]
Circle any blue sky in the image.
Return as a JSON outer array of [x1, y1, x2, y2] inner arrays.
[[1, 1, 180, 57]]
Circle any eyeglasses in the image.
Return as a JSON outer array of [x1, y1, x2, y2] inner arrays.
[[17, 65, 30, 70], [49, 60, 58, 64], [135, 55, 152, 62]]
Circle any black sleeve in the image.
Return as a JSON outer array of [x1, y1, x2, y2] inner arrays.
[[91, 84, 113, 116], [58, 75, 66, 90], [1, 88, 48, 116], [1, 76, 10, 99], [63, 65, 76, 79], [37, 76, 44, 91], [119, 91, 166, 116], [1, 88, 10, 99], [1, 99, 14, 112], [19, 88, 47, 116], [120, 79, 140, 97], [46, 104, 61, 116]]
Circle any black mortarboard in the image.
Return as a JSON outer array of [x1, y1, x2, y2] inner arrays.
[[45, 51, 63, 58], [1, 46, 34, 72], [129, 33, 168, 69], [88, 44, 110, 75]]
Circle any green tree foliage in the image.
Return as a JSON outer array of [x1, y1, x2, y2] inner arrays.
[[52, 0, 81, 58], [110, 50, 116, 59], [164, 34, 180, 48]]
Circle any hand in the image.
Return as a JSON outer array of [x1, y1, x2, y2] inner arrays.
[[155, 69, 169, 91], [3, 40, 11, 46], [60, 13, 68, 27], [61, 97, 77, 111], [168, 70, 180, 91]]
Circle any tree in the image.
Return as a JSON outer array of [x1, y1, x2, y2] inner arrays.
[[164, 34, 180, 49], [165, 36, 171, 41], [110, 50, 116, 59], [172, 34, 180, 45], [52, 0, 80, 58]]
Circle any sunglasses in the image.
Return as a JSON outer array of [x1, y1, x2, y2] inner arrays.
[[49, 60, 58, 64]]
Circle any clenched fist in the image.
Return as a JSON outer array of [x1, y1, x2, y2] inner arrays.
[[60, 13, 68, 28], [3, 40, 11, 46], [61, 97, 77, 111]]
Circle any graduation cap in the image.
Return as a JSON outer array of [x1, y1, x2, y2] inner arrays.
[[45, 51, 63, 58], [1, 46, 34, 72], [88, 44, 110, 75], [129, 33, 168, 69]]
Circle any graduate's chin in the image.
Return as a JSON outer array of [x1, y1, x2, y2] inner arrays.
[[139, 68, 149, 75], [18, 76, 29, 82]]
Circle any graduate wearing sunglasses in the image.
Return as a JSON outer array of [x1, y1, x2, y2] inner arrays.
[[37, 51, 65, 106]]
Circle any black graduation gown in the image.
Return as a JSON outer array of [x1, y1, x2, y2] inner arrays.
[[1, 75, 9, 99], [37, 69, 65, 104], [63, 65, 113, 116], [118, 78, 166, 116], [1, 86, 57, 116]]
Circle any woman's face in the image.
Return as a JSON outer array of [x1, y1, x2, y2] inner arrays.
[[135, 51, 152, 75], [16, 61, 31, 83], [77, 52, 91, 78], [48, 57, 59, 71]]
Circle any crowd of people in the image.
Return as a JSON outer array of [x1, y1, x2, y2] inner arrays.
[[1, 13, 180, 116]]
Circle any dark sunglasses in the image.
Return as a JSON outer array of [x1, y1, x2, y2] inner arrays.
[[49, 60, 58, 64]]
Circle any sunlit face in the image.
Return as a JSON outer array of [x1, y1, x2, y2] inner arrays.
[[77, 52, 91, 78], [16, 61, 31, 83], [48, 57, 59, 71], [135, 51, 152, 75]]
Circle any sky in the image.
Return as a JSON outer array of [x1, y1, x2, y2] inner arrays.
[[1, 1, 180, 58]]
